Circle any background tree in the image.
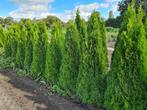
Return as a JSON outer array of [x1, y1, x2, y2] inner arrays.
[[45, 21, 63, 85], [42, 16, 63, 29], [105, 4, 147, 110], [118, 0, 147, 17], [76, 11, 108, 106], [59, 22, 79, 94], [4, 17, 14, 27]]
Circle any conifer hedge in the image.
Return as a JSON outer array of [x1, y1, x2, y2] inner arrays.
[[0, 3, 146, 109]]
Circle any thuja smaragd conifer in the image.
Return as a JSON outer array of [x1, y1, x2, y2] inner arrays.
[[10, 24, 20, 63], [45, 21, 63, 85], [37, 21, 48, 76], [59, 22, 79, 94], [0, 24, 5, 48], [104, 3, 147, 110], [24, 19, 34, 71], [31, 21, 48, 78], [76, 11, 108, 106], [4, 27, 12, 57], [16, 20, 27, 68], [31, 21, 41, 76], [75, 9, 87, 58]]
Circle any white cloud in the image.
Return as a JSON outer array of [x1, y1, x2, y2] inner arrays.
[[9, 1, 109, 22], [104, 0, 121, 18], [9, 0, 54, 19], [105, 0, 120, 3]]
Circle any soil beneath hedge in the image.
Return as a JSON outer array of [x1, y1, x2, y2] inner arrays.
[[0, 70, 103, 110]]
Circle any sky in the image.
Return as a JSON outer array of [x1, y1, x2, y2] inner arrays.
[[0, 0, 121, 22]]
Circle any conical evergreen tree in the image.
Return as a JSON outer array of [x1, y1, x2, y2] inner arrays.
[[104, 3, 147, 110], [0, 25, 5, 48], [16, 20, 27, 68], [75, 10, 87, 58], [31, 21, 48, 78], [24, 19, 34, 71], [31, 21, 42, 77], [145, 18, 147, 39], [45, 21, 63, 85], [37, 21, 48, 76], [10, 24, 19, 63], [76, 11, 108, 106], [4, 29, 12, 57], [59, 22, 79, 94]]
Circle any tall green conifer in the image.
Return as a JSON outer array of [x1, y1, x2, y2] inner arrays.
[[38, 21, 48, 75], [11, 25, 19, 63], [45, 21, 63, 85], [76, 11, 108, 106], [104, 3, 147, 110], [24, 19, 34, 70], [59, 22, 79, 94], [31, 21, 40, 75], [16, 20, 27, 68], [0, 25, 5, 47], [31, 21, 48, 78], [4, 29, 12, 57]]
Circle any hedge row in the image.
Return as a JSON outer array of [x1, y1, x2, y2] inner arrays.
[[0, 3, 146, 110]]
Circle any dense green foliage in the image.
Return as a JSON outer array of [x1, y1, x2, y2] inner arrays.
[[76, 11, 108, 106], [24, 20, 34, 70], [118, 0, 147, 16], [105, 4, 147, 110], [31, 21, 48, 78], [0, 2, 146, 109], [31, 21, 40, 75], [105, 16, 122, 28], [0, 25, 5, 47], [59, 22, 79, 94], [45, 22, 63, 85], [16, 20, 26, 68]]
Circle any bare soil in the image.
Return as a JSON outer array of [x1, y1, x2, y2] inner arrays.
[[0, 70, 97, 110], [0, 46, 114, 110]]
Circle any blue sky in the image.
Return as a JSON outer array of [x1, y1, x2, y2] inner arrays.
[[0, 0, 121, 22]]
